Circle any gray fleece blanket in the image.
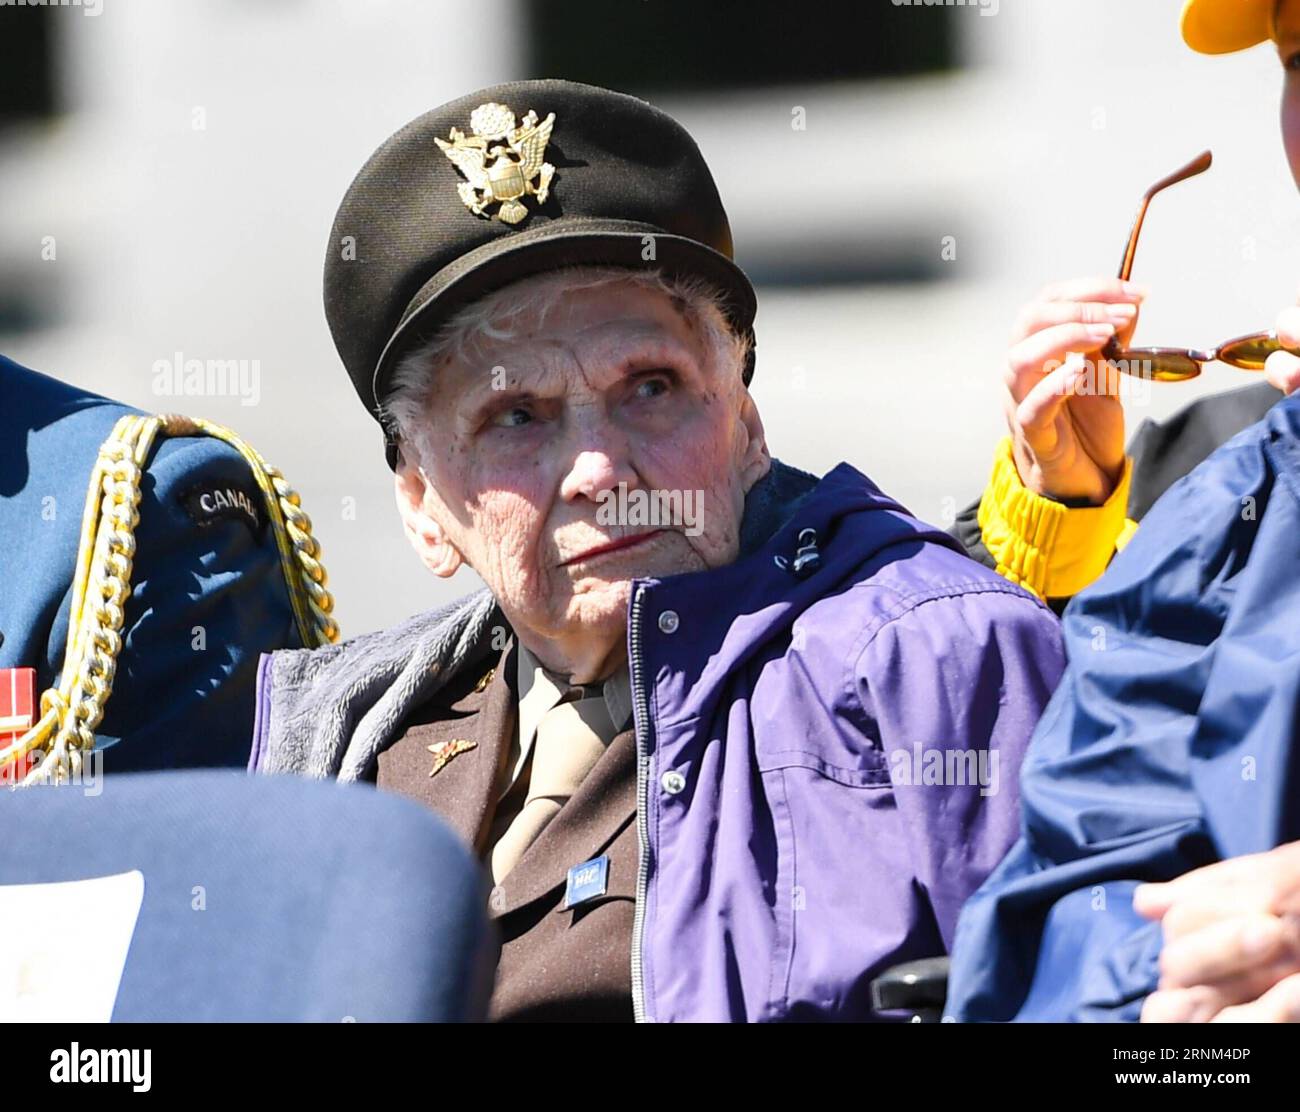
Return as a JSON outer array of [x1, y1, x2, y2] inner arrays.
[[255, 457, 819, 781]]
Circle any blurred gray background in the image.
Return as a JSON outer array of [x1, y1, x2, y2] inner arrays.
[[2, 0, 1296, 635]]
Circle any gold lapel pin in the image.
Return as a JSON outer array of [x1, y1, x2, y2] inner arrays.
[[427, 737, 477, 778]]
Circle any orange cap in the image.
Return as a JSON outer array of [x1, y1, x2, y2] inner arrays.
[[1181, 0, 1274, 54]]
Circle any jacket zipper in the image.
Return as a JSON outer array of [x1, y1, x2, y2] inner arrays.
[[629, 582, 651, 1022]]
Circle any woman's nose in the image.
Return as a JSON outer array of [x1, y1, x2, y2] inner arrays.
[[559, 416, 639, 502]]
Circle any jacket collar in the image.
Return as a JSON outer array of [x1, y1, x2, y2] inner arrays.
[[515, 640, 632, 751], [373, 642, 516, 853], [375, 636, 638, 920]]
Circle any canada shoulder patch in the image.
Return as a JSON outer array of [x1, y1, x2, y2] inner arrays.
[[179, 482, 265, 537]]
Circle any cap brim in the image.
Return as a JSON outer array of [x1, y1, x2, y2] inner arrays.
[[373, 216, 757, 467], [1181, 0, 1273, 54]]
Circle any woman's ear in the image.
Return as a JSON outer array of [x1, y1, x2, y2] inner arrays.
[[394, 453, 464, 578], [737, 390, 772, 494]]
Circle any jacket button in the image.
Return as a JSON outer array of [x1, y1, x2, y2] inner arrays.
[[657, 610, 680, 634], [661, 770, 686, 795]]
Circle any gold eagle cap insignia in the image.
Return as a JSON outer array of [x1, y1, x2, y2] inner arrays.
[[434, 102, 556, 225]]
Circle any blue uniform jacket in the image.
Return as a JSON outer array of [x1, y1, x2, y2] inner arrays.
[[0, 356, 303, 770], [946, 390, 1300, 1021]]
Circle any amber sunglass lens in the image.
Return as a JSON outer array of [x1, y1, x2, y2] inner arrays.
[[1108, 348, 1202, 382], [1217, 335, 1281, 371]]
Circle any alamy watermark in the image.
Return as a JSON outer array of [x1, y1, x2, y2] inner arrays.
[[151, 352, 261, 407], [2, 0, 103, 15], [1045, 354, 1154, 406], [596, 483, 703, 537], [892, 0, 999, 16], [1, 748, 103, 795], [889, 743, 1000, 797]]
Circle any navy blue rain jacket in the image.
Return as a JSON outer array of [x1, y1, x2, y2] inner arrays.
[[946, 392, 1300, 1021]]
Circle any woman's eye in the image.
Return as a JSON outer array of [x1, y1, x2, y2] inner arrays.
[[1286, 50, 1300, 72], [493, 407, 533, 428], [634, 375, 671, 399]]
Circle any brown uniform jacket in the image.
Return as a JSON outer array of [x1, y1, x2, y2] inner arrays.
[[371, 640, 639, 1022]]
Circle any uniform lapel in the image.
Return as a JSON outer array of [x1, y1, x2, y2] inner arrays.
[[374, 641, 517, 856], [488, 723, 638, 921]]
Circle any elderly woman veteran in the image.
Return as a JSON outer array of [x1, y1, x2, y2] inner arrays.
[[249, 80, 1064, 1023]]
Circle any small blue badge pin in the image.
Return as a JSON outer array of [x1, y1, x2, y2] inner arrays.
[[563, 855, 610, 909]]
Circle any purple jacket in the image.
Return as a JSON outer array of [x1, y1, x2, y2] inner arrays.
[[251, 459, 1064, 1021]]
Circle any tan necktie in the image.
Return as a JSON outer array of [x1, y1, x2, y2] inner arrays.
[[488, 690, 612, 883]]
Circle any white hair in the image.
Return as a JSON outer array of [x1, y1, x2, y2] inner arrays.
[[382, 264, 752, 467]]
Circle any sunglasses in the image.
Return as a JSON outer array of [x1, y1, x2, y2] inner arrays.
[[1104, 150, 1299, 382]]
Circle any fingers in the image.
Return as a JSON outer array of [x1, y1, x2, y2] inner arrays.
[[1037, 277, 1149, 307], [1012, 300, 1138, 345], [1137, 843, 1300, 932], [1211, 971, 1300, 1023], [1264, 351, 1300, 396], [1276, 304, 1300, 348], [1134, 881, 1177, 921], [1143, 985, 1229, 1023], [1133, 848, 1300, 1025], [1012, 353, 1085, 449], [1265, 305, 1300, 395], [1006, 322, 1117, 403], [1154, 952, 1300, 1019], [1158, 913, 1300, 989], [1143, 952, 1300, 1022], [1004, 275, 1147, 410], [1135, 878, 1248, 933], [1000, 277, 1142, 502], [1133, 851, 1274, 924]]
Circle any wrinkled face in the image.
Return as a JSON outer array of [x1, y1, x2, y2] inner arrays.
[[396, 277, 769, 651], [1278, 0, 1300, 184]]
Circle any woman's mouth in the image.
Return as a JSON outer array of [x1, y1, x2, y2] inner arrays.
[[561, 530, 665, 567]]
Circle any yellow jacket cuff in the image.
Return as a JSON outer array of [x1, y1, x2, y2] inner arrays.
[[976, 437, 1133, 600]]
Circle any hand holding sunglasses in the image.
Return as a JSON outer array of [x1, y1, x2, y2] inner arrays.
[[998, 151, 1300, 507], [1105, 150, 1300, 382]]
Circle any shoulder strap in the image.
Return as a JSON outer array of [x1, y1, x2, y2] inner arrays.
[[1, 413, 339, 786]]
